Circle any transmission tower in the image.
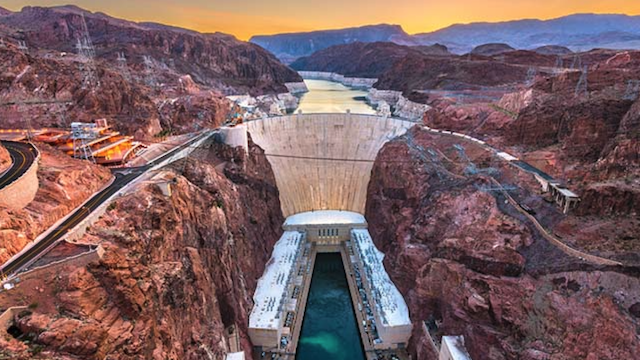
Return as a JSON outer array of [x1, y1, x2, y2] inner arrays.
[[575, 66, 588, 98], [554, 56, 564, 74], [525, 67, 537, 86], [17, 40, 28, 53], [623, 80, 640, 101], [116, 52, 131, 81], [570, 54, 582, 70], [143, 55, 157, 88], [71, 122, 97, 163], [75, 13, 99, 89]]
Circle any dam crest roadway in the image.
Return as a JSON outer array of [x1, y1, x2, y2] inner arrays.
[[244, 113, 415, 360]]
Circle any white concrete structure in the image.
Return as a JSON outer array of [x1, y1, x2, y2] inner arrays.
[[249, 231, 305, 348], [246, 114, 415, 217], [225, 352, 245, 360], [439, 336, 471, 360], [219, 125, 249, 153], [284, 210, 367, 245], [351, 229, 412, 348], [496, 151, 518, 162]]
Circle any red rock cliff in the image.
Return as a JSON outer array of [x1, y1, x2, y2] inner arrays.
[[0, 140, 284, 359], [365, 128, 640, 359]]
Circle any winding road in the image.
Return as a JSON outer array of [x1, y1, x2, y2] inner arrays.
[[0, 141, 38, 190], [1, 131, 214, 276]]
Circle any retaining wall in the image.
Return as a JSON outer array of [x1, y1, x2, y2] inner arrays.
[[0, 147, 39, 210]]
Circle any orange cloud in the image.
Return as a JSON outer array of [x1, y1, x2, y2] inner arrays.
[[3, 0, 640, 40]]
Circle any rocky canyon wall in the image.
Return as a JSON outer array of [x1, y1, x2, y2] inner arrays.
[[0, 140, 285, 359], [365, 128, 640, 359]]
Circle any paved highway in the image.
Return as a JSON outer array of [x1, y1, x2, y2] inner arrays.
[[0, 141, 38, 190], [1, 131, 212, 276]]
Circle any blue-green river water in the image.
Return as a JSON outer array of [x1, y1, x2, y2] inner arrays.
[[296, 253, 366, 360]]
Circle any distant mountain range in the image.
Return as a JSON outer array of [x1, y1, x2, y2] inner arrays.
[[250, 14, 640, 62], [250, 24, 416, 63]]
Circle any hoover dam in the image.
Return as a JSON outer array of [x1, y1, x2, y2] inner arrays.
[[243, 112, 415, 359]]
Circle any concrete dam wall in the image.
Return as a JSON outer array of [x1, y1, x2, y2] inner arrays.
[[246, 114, 415, 217]]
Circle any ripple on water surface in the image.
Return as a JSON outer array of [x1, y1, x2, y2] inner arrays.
[[296, 253, 365, 360]]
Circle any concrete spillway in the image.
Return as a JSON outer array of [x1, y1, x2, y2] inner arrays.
[[246, 114, 415, 217]]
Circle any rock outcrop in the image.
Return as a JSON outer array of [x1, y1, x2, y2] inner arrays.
[[470, 43, 515, 56], [374, 53, 530, 93], [291, 42, 428, 78], [0, 5, 301, 95], [0, 140, 284, 359], [365, 127, 640, 359], [0, 145, 112, 264]]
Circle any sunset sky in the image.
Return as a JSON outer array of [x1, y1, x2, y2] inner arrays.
[[3, 0, 640, 40]]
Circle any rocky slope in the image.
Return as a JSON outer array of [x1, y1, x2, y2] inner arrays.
[[374, 52, 530, 93], [0, 5, 301, 95], [470, 43, 515, 56], [0, 140, 284, 359], [0, 145, 112, 264], [290, 42, 452, 78], [366, 128, 640, 359]]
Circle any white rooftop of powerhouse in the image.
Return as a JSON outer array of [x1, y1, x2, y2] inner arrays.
[[284, 210, 366, 226], [249, 231, 303, 329], [351, 229, 411, 327]]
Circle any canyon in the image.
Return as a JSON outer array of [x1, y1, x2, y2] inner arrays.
[[0, 4, 639, 360]]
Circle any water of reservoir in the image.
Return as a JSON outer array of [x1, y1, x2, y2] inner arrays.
[[296, 253, 366, 360], [295, 79, 376, 115]]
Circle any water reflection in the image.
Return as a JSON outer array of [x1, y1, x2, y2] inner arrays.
[[295, 79, 376, 115]]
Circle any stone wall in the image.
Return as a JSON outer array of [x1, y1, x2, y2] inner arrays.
[[0, 148, 39, 210], [246, 114, 415, 217]]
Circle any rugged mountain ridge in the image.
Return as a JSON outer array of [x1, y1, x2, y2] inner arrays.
[[0, 5, 301, 95], [250, 24, 416, 63], [290, 41, 427, 78], [254, 14, 640, 62]]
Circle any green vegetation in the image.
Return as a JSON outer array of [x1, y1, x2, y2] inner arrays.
[[490, 103, 518, 119], [154, 129, 172, 138]]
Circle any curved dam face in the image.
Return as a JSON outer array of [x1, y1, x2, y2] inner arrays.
[[246, 113, 415, 217]]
